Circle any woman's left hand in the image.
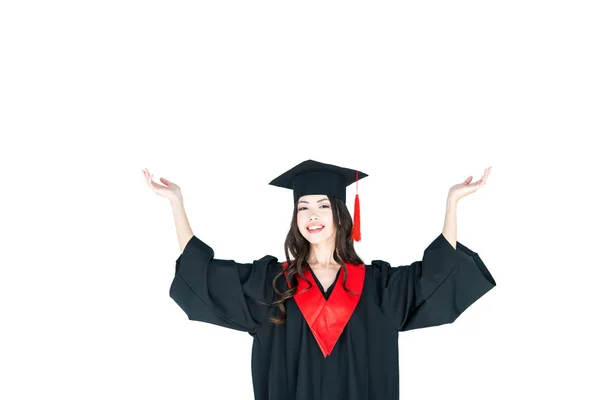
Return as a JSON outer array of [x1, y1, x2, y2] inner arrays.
[[448, 166, 491, 201]]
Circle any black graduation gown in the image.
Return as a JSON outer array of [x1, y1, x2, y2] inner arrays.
[[169, 232, 496, 400]]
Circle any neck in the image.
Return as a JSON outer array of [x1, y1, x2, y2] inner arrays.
[[307, 238, 339, 269]]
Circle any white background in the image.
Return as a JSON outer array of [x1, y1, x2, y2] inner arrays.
[[1, 1, 598, 399]]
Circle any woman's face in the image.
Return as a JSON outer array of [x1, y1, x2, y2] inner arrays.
[[296, 194, 336, 244]]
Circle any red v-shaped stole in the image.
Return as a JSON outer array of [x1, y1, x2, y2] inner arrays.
[[282, 260, 365, 357]]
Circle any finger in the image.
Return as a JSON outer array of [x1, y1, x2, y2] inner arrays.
[[153, 180, 167, 190], [151, 181, 162, 193]]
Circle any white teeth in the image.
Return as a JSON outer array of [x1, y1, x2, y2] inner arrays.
[[308, 225, 324, 230]]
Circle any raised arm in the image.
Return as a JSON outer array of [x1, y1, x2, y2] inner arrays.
[[442, 196, 458, 250], [171, 196, 194, 253], [142, 168, 193, 252], [373, 166, 494, 332], [443, 165, 492, 249]]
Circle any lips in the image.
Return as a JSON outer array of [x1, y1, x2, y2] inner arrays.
[[307, 225, 325, 233]]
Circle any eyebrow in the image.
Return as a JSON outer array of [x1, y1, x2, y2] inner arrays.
[[298, 198, 329, 205]]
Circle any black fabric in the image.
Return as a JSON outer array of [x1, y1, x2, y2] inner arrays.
[[308, 266, 342, 300], [268, 159, 368, 203], [169, 233, 496, 400]]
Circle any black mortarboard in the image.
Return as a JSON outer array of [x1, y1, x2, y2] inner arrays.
[[268, 159, 368, 241]]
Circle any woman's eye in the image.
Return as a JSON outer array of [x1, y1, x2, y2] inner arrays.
[[298, 205, 329, 211]]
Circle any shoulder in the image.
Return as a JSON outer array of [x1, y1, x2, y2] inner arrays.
[[367, 260, 393, 274], [255, 255, 280, 270], [366, 260, 411, 286]]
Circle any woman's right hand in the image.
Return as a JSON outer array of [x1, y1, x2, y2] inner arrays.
[[142, 168, 181, 201]]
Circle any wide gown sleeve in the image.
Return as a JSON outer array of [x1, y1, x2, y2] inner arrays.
[[372, 232, 496, 332], [169, 235, 278, 333]]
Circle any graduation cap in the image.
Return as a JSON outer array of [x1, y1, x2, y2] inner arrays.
[[268, 159, 368, 242]]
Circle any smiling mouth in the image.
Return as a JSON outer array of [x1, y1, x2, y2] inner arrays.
[[307, 225, 325, 233]]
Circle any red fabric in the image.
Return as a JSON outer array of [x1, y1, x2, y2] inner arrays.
[[282, 261, 366, 357], [351, 193, 361, 242], [351, 169, 361, 242]]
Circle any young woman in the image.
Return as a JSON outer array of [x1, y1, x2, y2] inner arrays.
[[142, 159, 495, 400]]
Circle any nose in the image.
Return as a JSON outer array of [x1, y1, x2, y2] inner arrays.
[[309, 215, 319, 221]]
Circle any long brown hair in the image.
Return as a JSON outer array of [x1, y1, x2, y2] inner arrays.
[[268, 195, 364, 324]]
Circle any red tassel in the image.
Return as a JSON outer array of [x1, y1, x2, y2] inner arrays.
[[351, 193, 361, 242], [350, 169, 361, 242]]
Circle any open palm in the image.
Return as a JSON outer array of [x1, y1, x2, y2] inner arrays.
[[448, 166, 491, 201], [142, 168, 181, 200]]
